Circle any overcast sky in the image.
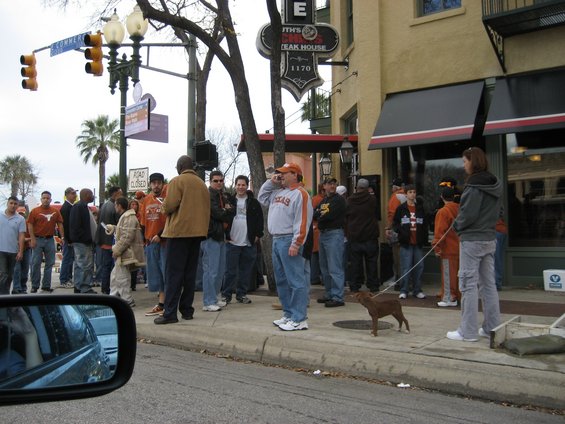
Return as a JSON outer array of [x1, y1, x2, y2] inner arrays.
[[0, 0, 330, 206]]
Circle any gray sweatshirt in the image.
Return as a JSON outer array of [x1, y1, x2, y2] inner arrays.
[[454, 171, 502, 242]]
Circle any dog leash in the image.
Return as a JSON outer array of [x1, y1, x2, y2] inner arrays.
[[373, 221, 455, 297]]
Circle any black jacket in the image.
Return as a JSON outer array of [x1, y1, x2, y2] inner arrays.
[[393, 201, 428, 247], [314, 193, 346, 231], [207, 188, 236, 241], [69, 201, 93, 245], [95, 199, 118, 246], [60, 200, 73, 242], [345, 191, 379, 242], [226, 191, 264, 245]]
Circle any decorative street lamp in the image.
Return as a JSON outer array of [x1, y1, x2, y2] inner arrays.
[[103, 6, 148, 194], [339, 136, 355, 168], [319, 155, 332, 178]]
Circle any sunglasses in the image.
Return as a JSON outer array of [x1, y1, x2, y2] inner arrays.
[[212, 179, 224, 183]]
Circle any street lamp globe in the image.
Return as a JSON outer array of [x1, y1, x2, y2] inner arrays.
[[126, 5, 149, 38], [103, 10, 125, 46]]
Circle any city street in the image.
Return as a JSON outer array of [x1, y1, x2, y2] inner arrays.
[[2, 343, 563, 423]]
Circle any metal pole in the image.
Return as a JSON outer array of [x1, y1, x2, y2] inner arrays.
[[118, 71, 128, 194], [187, 34, 197, 158]]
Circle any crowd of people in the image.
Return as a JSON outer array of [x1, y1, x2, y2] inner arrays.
[[0, 148, 504, 340]]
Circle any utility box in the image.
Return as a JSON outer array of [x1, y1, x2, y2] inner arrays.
[[543, 269, 565, 292]]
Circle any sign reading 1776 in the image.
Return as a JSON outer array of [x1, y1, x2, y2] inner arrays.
[[256, 0, 339, 102]]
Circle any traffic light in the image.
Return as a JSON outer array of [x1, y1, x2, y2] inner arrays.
[[84, 33, 103, 76], [20, 54, 38, 91]]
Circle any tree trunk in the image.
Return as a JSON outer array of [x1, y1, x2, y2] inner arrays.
[[99, 161, 106, 206]]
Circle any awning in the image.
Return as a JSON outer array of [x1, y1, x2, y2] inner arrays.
[[238, 134, 358, 153], [369, 81, 485, 150], [484, 69, 565, 135]]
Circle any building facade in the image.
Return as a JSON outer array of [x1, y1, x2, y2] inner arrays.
[[327, 0, 565, 286]]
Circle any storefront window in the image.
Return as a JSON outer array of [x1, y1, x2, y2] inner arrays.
[[506, 132, 565, 247]]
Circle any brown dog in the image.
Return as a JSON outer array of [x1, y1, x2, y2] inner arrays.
[[354, 291, 410, 336]]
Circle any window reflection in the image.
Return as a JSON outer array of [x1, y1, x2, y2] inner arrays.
[[506, 133, 565, 247]]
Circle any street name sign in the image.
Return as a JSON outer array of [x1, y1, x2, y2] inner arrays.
[[50, 32, 88, 57]]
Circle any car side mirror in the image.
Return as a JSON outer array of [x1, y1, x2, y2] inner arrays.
[[0, 295, 136, 405]]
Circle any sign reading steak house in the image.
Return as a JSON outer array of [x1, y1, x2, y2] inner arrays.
[[257, 0, 339, 101]]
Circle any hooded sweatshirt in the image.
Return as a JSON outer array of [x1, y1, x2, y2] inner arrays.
[[345, 190, 379, 242], [454, 171, 502, 242]]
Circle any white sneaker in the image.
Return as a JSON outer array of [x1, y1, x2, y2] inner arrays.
[[478, 328, 489, 338], [398, 293, 407, 299], [273, 316, 290, 327], [217, 299, 227, 307], [202, 304, 222, 312], [437, 300, 458, 307], [278, 320, 308, 331], [415, 292, 426, 299], [446, 330, 478, 342]]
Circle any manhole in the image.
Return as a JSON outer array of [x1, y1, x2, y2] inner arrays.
[[332, 320, 393, 331]]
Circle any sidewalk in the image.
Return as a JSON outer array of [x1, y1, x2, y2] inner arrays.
[[130, 282, 565, 410]]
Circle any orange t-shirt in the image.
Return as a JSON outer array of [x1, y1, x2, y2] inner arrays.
[[140, 193, 167, 241], [27, 206, 63, 237]]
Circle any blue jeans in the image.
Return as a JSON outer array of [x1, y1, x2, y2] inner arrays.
[[145, 242, 167, 292], [272, 235, 309, 323], [12, 248, 31, 292], [59, 241, 74, 284], [0, 252, 17, 295], [318, 229, 345, 302], [222, 243, 257, 299], [31, 237, 56, 290], [201, 238, 226, 306], [73, 243, 94, 293], [495, 231, 507, 289], [98, 247, 114, 294], [399, 244, 424, 295]]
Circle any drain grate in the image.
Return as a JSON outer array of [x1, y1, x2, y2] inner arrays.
[[332, 320, 393, 331]]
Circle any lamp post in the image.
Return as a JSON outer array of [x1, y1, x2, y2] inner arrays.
[[339, 136, 354, 169], [103, 6, 148, 194], [319, 155, 332, 178]]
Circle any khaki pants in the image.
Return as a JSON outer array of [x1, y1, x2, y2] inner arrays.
[[110, 264, 134, 304]]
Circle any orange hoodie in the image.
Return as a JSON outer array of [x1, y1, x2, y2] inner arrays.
[[433, 202, 459, 257]]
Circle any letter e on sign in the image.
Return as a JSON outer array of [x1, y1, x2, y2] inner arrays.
[[294, 2, 307, 17]]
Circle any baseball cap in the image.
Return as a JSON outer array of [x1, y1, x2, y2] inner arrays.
[[275, 163, 302, 175], [336, 185, 347, 196], [323, 177, 337, 184], [356, 178, 369, 189], [392, 177, 403, 187], [64, 187, 76, 195], [149, 172, 164, 183]]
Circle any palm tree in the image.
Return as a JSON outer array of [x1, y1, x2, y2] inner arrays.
[[0, 154, 38, 200], [76, 115, 120, 205]]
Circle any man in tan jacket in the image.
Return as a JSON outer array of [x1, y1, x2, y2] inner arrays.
[[109, 197, 146, 307], [154, 155, 210, 325]]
